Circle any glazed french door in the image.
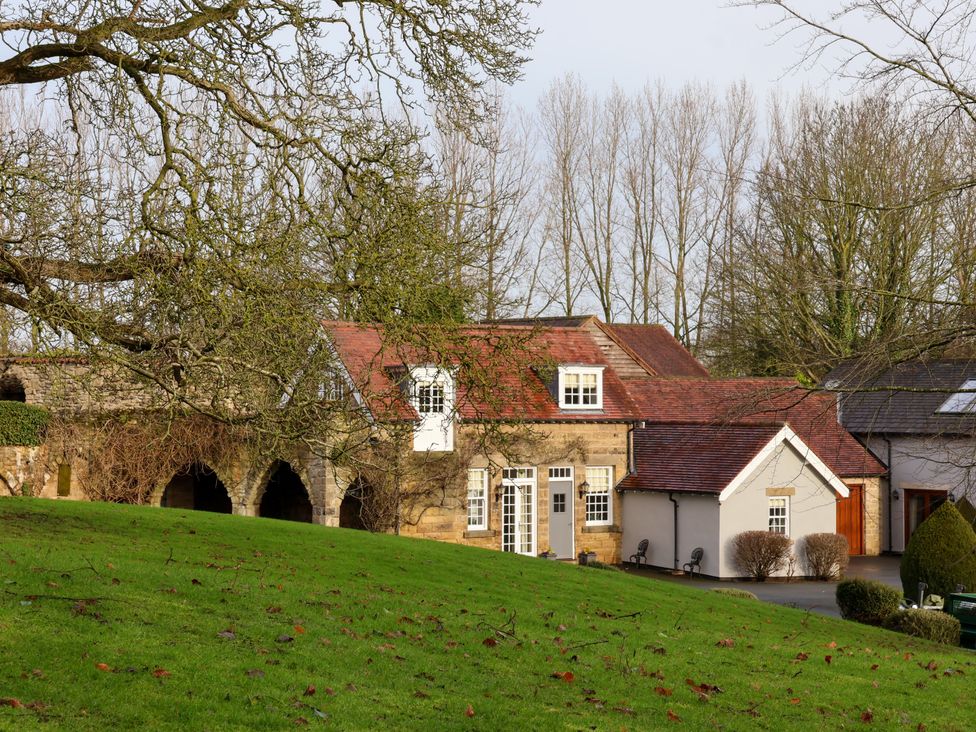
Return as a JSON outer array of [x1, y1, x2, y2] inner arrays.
[[501, 467, 537, 556], [905, 489, 948, 545]]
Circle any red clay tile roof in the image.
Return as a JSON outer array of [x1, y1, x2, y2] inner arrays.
[[597, 323, 710, 378], [624, 378, 886, 477], [324, 321, 639, 423], [617, 423, 783, 494]]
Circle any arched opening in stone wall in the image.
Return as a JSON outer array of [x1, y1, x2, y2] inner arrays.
[[339, 478, 372, 531], [0, 375, 26, 402], [258, 461, 312, 523], [161, 463, 232, 513]]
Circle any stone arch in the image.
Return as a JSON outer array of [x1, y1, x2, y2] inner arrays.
[[339, 477, 372, 531], [257, 460, 313, 523], [0, 373, 26, 402], [160, 463, 232, 513]]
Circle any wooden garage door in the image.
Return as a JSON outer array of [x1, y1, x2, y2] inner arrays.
[[836, 484, 864, 556]]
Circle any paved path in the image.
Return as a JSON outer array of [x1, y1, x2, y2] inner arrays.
[[621, 555, 902, 619]]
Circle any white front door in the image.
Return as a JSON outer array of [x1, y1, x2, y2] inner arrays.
[[548, 467, 575, 559], [501, 467, 537, 555]]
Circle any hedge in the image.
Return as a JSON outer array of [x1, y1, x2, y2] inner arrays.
[[0, 401, 50, 446], [711, 588, 759, 601], [884, 609, 961, 645], [835, 578, 903, 626], [901, 502, 976, 599]]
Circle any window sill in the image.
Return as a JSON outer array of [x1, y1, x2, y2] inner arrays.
[[463, 529, 496, 539], [582, 524, 621, 534]]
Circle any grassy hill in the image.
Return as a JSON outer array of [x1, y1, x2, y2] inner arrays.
[[0, 498, 972, 730]]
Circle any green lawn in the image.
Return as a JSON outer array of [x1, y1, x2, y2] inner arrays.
[[0, 498, 972, 730]]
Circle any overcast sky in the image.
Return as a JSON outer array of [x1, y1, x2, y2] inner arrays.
[[509, 1, 855, 106]]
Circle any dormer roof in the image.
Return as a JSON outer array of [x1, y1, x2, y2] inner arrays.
[[323, 321, 640, 423]]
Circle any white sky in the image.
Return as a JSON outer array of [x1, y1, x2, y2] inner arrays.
[[509, 1, 859, 107]]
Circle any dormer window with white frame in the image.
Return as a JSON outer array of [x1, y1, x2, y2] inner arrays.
[[558, 365, 604, 410], [409, 365, 455, 452], [937, 379, 976, 414]]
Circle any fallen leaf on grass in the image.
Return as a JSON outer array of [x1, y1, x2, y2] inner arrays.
[[191, 578, 202, 586], [826, 641, 837, 649], [482, 637, 498, 648], [152, 668, 171, 678], [464, 704, 475, 718], [825, 656, 832, 665], [795, 653, 809, 661], [790, 698, 801, 705], [95, 663, 111, 672], [276, 635, 294, 644], [413, 690, 429, 699], [217, 630, 236, 640], [0, 698, 22, 708], [613, 706, 634, 715], [667, 709, 681, 722], [861, 710, 874, 723], [294, 625, 306, 635], [654, 687, 673, 697], [870, 664, 879, 671], [551, 671, 574, 683], [303, 685, 315, 697], [244, 669, 265, 679], [716, 638, 735, 648], [923, 661, 938, 671]]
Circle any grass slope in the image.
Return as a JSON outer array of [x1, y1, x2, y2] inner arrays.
[[0, 498, 973, 730]]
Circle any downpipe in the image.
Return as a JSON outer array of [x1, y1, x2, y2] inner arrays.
[[669, 492, 679, 570]]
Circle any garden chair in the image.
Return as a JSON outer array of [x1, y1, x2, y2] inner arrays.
[[629, 539, 649, 567], [683, 547, 704, 578]]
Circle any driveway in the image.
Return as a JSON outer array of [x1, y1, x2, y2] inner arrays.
[[621, 555, 902, 619]]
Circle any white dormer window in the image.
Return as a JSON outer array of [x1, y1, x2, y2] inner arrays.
[[409, 366, 455, 452], [558, 366, 604, 410], [937, 379, 976, 414], [417, 382, 445, 414]]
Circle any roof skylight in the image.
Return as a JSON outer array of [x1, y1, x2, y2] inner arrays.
[[937, 378, 976, 414]]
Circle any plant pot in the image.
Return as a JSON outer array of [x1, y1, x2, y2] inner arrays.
[[578, 551, 597, 565]]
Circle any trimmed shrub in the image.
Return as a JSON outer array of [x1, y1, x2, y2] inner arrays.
[[884, 609, 961, 645], [803, 533, 850, 580], [0, 401, 50, 446], [901, 502, 976, 599], [835, 578, 903, 625], [711, 588, 758, 601], [731, 531, 793, 581]]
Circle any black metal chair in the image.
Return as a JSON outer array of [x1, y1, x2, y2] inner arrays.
[[683, 547, 704, 578], [629, 539, 649, 567]]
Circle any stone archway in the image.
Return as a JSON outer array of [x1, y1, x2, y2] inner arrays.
[[339, 478, 371, 531], [161, 463, 232, 513], [0, 374, 26, 402], [258, 461, 313, 523]]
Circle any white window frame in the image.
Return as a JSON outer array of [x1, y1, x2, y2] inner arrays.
[[416, 381, 445, 414], [558, 366, 605, 410], [501, 467, 537, 555], [584, 465, 613, 526], [937, 379, 976, 413], [466, 468, 488, 531], [768, 496, 790, 535]]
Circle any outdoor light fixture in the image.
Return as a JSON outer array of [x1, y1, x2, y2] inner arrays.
[[494, 482, 503, 502], [892, 488, 900, 501], [578, 480, 590, 499]]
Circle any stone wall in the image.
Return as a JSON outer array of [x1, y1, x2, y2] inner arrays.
[[328, 422, 631, 564]]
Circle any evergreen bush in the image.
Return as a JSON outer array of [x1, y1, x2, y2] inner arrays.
[[711, 588, 759, 600], [884, 609, 961, 645], [0, 401, 50, 446], [900, 502, 976, 599], [835, 578, 902, 625]]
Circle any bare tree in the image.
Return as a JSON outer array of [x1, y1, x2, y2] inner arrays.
[[538, 74, 588, 316], [0, 1, 539, 449]]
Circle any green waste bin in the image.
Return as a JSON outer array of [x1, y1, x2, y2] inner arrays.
[[943, 593, 976, 649]]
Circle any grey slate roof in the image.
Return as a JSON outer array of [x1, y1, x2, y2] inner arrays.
[[826, 359, 976, 436]]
